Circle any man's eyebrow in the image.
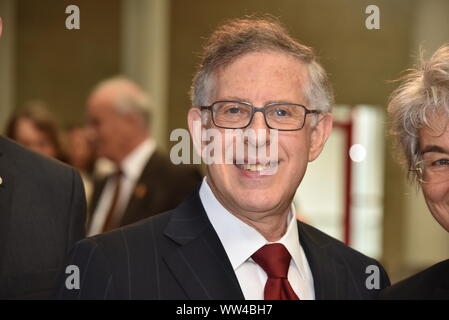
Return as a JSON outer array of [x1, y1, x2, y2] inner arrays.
[[217, 96, 247, 102], [216, 97, 299, 105], [265, 99, 299, 105], [420, 145, 449, 155]]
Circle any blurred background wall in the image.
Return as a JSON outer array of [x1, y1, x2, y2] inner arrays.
[[0, 0, 448, 282]]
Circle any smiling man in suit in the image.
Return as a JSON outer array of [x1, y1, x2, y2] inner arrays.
[[58, 18, 389, 300]]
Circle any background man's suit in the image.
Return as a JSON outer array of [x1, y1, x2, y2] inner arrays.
[[0, 136, 86, 299], [88, 150, 202, 229], [380, 259, 449, 299], [59, 188, 390, 299]]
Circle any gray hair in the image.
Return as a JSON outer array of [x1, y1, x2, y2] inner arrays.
[[93, 76, 152, 128], [388, 44, 449, 181], [190, 17, 334, 122]]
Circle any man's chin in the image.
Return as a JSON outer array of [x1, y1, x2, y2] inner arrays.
[[232, 196, 281, 214]]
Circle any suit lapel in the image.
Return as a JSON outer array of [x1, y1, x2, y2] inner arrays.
[[90, 151, 165, 227], [120, 151, 163, 225], [162, 190, 244, 300], [0, 138, 15, 275], [162, 194, 350, 300], [298, 222, 347, 299]]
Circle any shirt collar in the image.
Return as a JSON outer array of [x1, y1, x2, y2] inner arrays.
[[120, 137, 156, 180], [199, 177, 306, 279]]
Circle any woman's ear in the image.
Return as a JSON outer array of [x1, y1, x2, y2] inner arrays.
[[308, 113, 333, 162]]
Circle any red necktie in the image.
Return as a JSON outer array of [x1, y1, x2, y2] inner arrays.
[[252, 243, 300, 300]]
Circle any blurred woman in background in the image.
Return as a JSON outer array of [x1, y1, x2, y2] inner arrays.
[[6, 101, 67, 162]]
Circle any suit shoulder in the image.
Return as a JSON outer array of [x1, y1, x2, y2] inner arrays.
[[88, 210, 174, 250], [380, 259, 449, 299], [1, 136, 74, 177], [300, 222, 381, 265], [300, 222, 391, 297]]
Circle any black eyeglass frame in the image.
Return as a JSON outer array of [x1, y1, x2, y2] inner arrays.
[[199, 100, 320, 131]]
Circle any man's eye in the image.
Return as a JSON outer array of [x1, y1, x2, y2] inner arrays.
[[224, 106, 241, 114], [274, 108, 288, 117]]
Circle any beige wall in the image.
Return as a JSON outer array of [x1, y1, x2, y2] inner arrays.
[[14, 0, 121, 128], [0, 0, 16, 132]]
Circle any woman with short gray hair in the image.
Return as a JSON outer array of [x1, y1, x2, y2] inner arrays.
[[381, 44, 449, 299]]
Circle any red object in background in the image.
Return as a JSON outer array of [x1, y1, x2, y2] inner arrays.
[[334, 117, 354, 246]]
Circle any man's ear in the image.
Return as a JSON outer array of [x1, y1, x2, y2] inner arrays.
[[187, 107, 204, 158], [308, 113, 333, 162]]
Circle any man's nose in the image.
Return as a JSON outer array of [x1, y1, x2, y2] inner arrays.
[[249, 111, 268, 130], [245, 111, 271, 147]]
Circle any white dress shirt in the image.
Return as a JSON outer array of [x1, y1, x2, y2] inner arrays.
[[199, 178, 315, 300], [88, 138, 156, 236]]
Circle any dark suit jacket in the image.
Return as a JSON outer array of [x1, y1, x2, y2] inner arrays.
[[88, 150, 202, 229], [379, 259, 449, 300], [59, 188, 390, 300], [0, 136, 86, 299]]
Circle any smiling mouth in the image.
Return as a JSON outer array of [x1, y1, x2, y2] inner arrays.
[[234, 161, 279, 172]]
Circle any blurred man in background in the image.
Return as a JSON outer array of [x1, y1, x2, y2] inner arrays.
[[86, 77, 202, 235], [0, 16, 86, 299], [381, 44, 449, 299]]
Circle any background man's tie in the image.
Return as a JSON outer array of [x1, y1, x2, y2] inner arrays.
[[252, 243, 300, 300], [102, 170, 123, 233]]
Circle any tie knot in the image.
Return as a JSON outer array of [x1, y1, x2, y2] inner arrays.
[[252, 243, 291, 279]]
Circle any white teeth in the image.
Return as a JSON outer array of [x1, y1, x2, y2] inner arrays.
[[236, 163, 278, 171]]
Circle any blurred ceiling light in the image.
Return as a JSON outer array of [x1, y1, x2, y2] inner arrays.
[[349, 144, 367, 163]]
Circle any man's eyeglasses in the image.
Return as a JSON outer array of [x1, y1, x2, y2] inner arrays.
[[199, 100, 319, 131]]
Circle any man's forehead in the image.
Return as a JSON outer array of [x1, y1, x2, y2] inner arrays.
[[88, 82, 142, 108], [88, 90, 116, 111], [212, 51, 308, 101], [217, 50, 306, 76]]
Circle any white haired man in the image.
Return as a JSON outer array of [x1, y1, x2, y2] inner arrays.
[[59, 18, 389, 300], [381, 45, 449, 299], [86, 77, 202, 235]]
